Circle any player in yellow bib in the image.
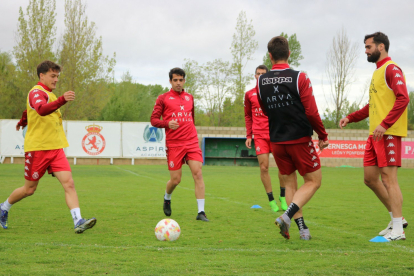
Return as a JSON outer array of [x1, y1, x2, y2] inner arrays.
[[0, 60, 96, 234], [340, 32, 410, 241]]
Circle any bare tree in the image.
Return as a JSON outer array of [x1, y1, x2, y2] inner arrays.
[[325, 27, 359, 125]]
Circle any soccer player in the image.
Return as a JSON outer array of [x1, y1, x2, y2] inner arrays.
[[257, 36, 329, 240], [0, 60, 96, 234], [244, 65, 288, 212], [150, 67, 209, 222], [339, 32, 409, 241]]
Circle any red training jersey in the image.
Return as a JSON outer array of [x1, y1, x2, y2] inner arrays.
[[244, 86, 269, 139], [347, 57, 409, 130], [150, 89, 199, 147]]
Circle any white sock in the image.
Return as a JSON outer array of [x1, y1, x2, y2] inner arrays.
[[164, 192, 172, 200], [392, 217, 403, 233], [1, 199, 13, 212], [70, 208, 82, 226], [197, 199, 205, 213], [389, 212, 393, 220]]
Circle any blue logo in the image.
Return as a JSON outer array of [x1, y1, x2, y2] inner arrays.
[[144, 125, 164, 143]]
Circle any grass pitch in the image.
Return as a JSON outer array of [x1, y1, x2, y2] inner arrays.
[[0, 164, 413, 275]]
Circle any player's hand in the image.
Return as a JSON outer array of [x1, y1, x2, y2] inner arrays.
[[63, 91, 75, 101], [318, 139, 329, 151], [373, 125, 386, 142], [16, 123, 22, 131], [245, 138, 252, 149], [168, 120, 179, 130], [339, 117, 349, 129]]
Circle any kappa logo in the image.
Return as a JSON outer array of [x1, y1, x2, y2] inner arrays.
[[34, 94, 39, 98], [392, 66, 399, 70], [309, 82, 312, 88], [310, 149, 314, 154], [169, 97, 175, 100], [32, 172, 39, 179], [308, 141, 312, 147], [253, 93, 257, 96], [35, 99, 42, 104], [313, 162, 319, 168], [256, 147, 261, 152], [143, 125, 164, 143], [184, 96, 190, 101], [24, 172, 28, 177], [304, 73, 309, 79], [25, 159, 30, 164], [262, 76, 292, 85], [28, 153, 32, 157], [388, 150, 396, 155], [386, 135, 394, 140], [273, 86, 279, 93], [25, 165, 29, 171], [312, 155, 317, 161], [389, 157, 396, 162], [395, 73, 401, 78], [387, 143, 395, 147], [169, 161, 174, 168], [180, 105, 185, 111], [397, 80, 404, 85]]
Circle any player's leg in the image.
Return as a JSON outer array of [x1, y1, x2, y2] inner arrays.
[[257, 153, 278, 212], [187, 160, 208, 221], [0, 179, 39, 229], [278, 172, 288, 211], [380, 166, 405, 240], [364, 166, 391, 211], [163, 169, 182, 217]]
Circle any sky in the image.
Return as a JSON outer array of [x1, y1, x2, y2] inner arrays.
[[1, 0, 413, 112]]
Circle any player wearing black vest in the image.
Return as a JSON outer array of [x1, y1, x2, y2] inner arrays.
[[257, 36, 329, 240]]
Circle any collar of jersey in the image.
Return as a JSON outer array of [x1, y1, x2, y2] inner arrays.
[[37, 82, 52, 92], [271, 63, 290, 71], [376, 56, 391, 69], [169, 88, 184, 95]]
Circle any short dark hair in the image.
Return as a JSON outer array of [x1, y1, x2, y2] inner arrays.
[[364, 32, 390, 52], [169, 67, 186, 80], [37, 60, 61, 79], [255, 65, 269, 74], [267, 36, 289, 63]]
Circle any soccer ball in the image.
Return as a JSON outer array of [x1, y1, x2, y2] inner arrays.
[[154, 218, 181, 241]]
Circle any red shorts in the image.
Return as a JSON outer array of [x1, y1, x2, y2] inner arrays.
[[166, 143, 203, 171], [24, 149, 71, 181], [271, 141, 321, 176], [364, 135, 401, 167], [253, 133, 272, 156]]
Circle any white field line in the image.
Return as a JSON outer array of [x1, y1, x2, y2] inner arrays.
[[115, 166, 413, 253], [0, 242, 401, 254]]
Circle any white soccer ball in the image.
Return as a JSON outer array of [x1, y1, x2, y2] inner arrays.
[[154, 218, 181, 241]]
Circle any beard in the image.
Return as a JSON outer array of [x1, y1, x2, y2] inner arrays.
[[367, 48, 381, 63]]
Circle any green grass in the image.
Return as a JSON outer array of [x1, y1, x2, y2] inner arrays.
[[0, 164, 413, 275]]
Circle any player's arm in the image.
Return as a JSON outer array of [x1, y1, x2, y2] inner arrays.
[[244, 92, 253, 148], [256, 77, 268, 116], [380, 64, 410, 129], [29, 90, 70, 116], [150, 95, 169, 129], [298, 73, 328, 142], [340, 104, 369, 129], [16, 110, 28, 130]]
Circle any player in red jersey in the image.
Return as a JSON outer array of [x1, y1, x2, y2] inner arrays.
[[0, 60, 96, 233], [340, 32, 409, 241], [245, 65, 288, 212], [257, 36, 329, 240], [150, 68, 208, 221]]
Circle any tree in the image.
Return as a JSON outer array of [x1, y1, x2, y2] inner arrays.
[[322, 99, 369, 129], [262, 32, 304, 70], [57, 0, 116, 120], [408, 91, 414, 130], [324, 27, 359, 126], [13, 0, 57, 107], [0, 51, 20, 118], [230, 11, 258, 99]]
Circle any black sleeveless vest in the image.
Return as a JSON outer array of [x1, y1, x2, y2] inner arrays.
[[258, 69, 313, 143]]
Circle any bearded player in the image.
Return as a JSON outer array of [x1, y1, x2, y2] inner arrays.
[[340, 32, 409, 241], [244, 65, 288, 212], [0, 60, 96, 233], [151, 67, 209, 222]]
